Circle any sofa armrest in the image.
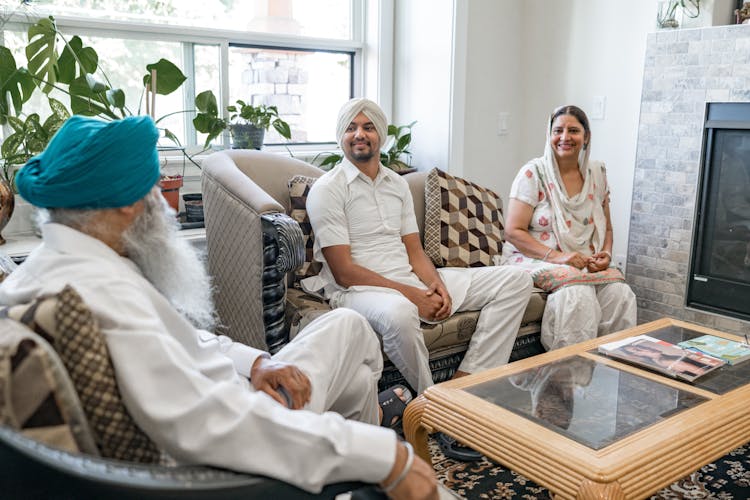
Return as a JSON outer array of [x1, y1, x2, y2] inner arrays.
[[262, 213, 305, 353], [0, 425, 382, 499]]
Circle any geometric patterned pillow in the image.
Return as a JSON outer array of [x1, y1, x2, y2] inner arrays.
[[0, 318, 97, 455], [423, 167, 505, 267], [288, 175, 322, 285], [2, 285, 162, 463]]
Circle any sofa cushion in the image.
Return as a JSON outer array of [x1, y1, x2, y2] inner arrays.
[[288, 175, 322, 284], [2, 285, 162, 463], [0, 318, 97, 455], [424, 168, 505, 267]]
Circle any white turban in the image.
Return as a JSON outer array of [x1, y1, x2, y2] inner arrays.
[[335, 98, 388, 147]]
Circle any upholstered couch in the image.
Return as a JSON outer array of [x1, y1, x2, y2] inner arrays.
[[202, 150, 547, 391], [0, 275, 381, 499]]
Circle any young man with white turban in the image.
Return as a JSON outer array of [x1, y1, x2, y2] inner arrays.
[[0, 115, 438, 499], [303, 99, 533, 441]]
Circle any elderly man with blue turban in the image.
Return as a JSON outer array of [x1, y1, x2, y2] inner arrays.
[[0, 115, 438, 499], [302, 99, 534, 461]]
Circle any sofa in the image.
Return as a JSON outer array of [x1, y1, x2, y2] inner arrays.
[[201, 150, 548, 391], [0, 273, 383, 499]]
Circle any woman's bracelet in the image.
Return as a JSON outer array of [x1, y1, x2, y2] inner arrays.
[[382, 441, 414, 493], [602, 250, 612, 260], [542, 248, 553, 262]]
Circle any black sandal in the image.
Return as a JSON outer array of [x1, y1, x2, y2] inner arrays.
[[437, 432, 482, 462], [378, 384, 413, 429]]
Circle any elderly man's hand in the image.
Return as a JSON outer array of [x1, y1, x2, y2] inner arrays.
[[250, 357, 311, 409]]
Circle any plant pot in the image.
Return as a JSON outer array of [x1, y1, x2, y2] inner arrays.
[[0, 177, 14, 245], [182, 193, 204, 222], [159, 175, 183, 213], [230, 123, 265, 150]]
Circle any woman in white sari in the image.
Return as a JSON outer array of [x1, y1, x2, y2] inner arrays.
[[503, 105, 636, 350]]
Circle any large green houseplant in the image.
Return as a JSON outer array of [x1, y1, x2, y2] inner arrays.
[[0, 16, 189, 189], [192, 92, 291, 149]]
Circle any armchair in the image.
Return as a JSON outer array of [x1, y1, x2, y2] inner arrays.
[[201, 150, 547, 391]]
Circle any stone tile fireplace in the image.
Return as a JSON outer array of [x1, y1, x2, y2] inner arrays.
[[627, 24, 750, 334]]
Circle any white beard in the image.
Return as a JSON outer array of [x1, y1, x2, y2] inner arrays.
[[122, 190, 216, 330]]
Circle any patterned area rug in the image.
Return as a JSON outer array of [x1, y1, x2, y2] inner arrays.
[[431, 438, 750, 499]]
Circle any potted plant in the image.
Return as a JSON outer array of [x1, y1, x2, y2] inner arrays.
[[312, 120, 417, 174], [657, 0, 701, 28], [192, 92, 292, 149]]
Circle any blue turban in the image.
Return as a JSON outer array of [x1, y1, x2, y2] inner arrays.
[[16, 115, 160, 209]]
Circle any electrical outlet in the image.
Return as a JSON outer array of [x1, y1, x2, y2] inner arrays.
[[614, 254, 626, 273]]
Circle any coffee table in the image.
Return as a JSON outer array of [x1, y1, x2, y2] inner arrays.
[[403, 318, 750, 499]]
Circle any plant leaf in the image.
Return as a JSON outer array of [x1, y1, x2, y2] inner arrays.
[[163, 128, 182, 146], [272, 119, 291, 140], [0, 47, 36, 124], [106, 88, 126, 109], [1, 131, 24, 159], [26, 17, 59, 94], [387, 124, 398, 136], [47, 96, 70, 120], [69, 75, 117, 118], [7, 116, 24, 133], [57, 36, 98, 84], [396, 133, 411, 150], [143, 58, 187, 95], [319, 154, 342, 168], [195, 90, 219, 116]]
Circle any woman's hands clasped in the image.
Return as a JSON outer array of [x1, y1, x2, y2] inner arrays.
[[548, 250, 611, 272]]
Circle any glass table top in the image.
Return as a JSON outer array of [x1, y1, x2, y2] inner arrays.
[[464, 355, 707, 450], [597, 325, 750, 395]]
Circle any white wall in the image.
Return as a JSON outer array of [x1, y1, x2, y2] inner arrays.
[[393, 0, 659, 265], [392, 0, 454, 171]]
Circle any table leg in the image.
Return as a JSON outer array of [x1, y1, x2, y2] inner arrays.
[[402, 395, 431, 463], [572, 479, 625, 500]]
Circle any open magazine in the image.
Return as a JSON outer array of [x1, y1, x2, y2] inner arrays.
[[678, 335, 750, 366], [598, 335, 725, 382]]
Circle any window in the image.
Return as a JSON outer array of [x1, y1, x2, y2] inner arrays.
[[1, 0, 368, 149]]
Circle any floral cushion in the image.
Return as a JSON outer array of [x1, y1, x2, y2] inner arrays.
[[532, 267, 625, 292], [2, 285, 162, 463], [288, 175, 322, 284], [423, 168, 505, 267]]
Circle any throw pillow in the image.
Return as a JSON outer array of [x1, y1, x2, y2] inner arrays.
[[288, 175, 322, 284], [0, 318, 97, 455], [3, 285, 162, 463], [424, 167, 505, 267]]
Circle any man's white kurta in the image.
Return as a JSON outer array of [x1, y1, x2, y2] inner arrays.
[[0, 223, 396, 492]]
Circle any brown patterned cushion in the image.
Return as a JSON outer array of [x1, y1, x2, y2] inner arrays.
[[0, 318, 97, 454], [3, 286, 162, 463], [288, 175, 322, 284], [423, 168, 505, 267]]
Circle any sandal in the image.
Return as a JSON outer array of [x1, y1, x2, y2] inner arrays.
[[378, 384, 413, 429], [437, 432, 482, 462]]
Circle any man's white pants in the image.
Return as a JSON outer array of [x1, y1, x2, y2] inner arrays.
[[541, 282, 637, 351], [273, 308, 383, 425], [333, 267, 533, 394]]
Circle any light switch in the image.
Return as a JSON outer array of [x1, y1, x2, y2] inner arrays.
[[497, 112, 509, 136], [591, 96, 606, 120]]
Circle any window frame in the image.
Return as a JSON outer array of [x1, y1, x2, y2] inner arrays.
[[0, 0, 393, 154]]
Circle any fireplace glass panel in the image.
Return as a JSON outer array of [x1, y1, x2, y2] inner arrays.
[[688, 103, 750, 321]]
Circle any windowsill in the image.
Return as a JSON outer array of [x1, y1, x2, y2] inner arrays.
[[0, 227, 206, 261]]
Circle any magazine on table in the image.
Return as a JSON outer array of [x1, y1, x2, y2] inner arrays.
[[598, 335, 725, 382], [678, 335, 750, 366]]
